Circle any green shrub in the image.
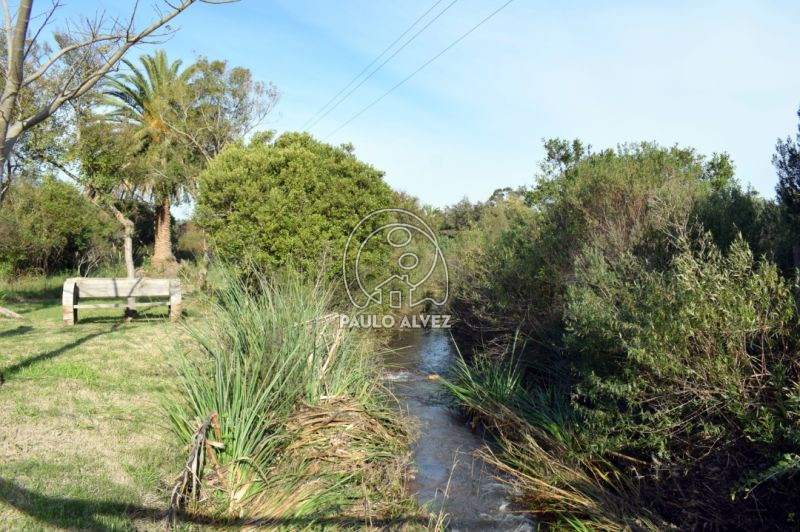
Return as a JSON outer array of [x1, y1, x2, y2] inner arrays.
[[561, 235, 800, 527], [567, 235, 799, 454], [0, 178, 119, 276], [692, 179, 798, 271], [446, 139, 800, 529], [196, 132, 394, 279], [449, 141, 713, 342]]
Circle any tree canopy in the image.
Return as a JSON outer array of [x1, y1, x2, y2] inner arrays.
[[197, 132, 394, 276], [774, 106, 800, 221]]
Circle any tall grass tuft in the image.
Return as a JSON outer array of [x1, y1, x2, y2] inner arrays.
[[444, 344, 665, 531], [165, 267, 414, 523]]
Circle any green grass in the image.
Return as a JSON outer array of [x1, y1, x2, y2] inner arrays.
[[0, 276, 187, 530], [1, 273, 427, 530]]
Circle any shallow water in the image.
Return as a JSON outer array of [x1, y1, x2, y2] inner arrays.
[[383, 329, 534, 531]]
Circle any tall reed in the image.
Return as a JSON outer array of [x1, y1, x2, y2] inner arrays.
[[165, 267, 412, 522]]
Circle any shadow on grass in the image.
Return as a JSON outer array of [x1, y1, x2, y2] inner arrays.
[[75, 316, 133, 324], [0, 325, 33, 338], [76, 312, 170, 324], [0, 324, 120, 381], [0, 477, 428, 530]]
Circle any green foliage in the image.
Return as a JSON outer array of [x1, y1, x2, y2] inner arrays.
[[165, 266, 411, 520], [102, 50, 277, 206], [447, 138, 800, 529], [104, 50, 200, 203], [567, 234, 799, 450], [564, 235, 800, 526], [75, 119, 136, 193], [692, 178, 798, 270], [73, 118, 157, 262], [177, 56, 278, 162], [197, 132, 394, 278], [774, 106, 800, 221], [0, 178, 118, 275], [450, 141, 708, 341], [447, 191, 537, 337]]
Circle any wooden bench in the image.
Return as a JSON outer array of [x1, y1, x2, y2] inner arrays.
[[62, 277, 181, 324]]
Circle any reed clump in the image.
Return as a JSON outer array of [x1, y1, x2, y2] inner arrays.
[[165, 267, 421, 528]]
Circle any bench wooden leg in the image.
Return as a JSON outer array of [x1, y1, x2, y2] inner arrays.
[[62, 280, 78, 325], [169, 279, 182, 322], [62, 305, 75, 325]]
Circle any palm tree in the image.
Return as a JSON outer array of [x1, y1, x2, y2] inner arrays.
[[104, 50, 197, 271]]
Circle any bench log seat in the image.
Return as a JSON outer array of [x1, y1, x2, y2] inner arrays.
[[62, 277, 181, 324]]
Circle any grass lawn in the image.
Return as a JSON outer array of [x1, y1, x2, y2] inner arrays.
[[0, 277, 190, 530]]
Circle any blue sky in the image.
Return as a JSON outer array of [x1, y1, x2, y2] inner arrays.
[[58, 0, 800, 208]]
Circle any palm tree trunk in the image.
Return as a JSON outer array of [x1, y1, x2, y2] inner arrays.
[[152, 196, 175, 272]]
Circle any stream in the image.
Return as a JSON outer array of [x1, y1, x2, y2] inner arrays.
[[383, 329, 534, 531]]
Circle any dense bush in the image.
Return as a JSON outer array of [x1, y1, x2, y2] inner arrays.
[[450, 142, 715, 343], [197, 132, 394, 278], [446, 139, 800, 529], [566, 235, 800, 526], [693, 179, 798, 271], [0, 178, 119, 276]]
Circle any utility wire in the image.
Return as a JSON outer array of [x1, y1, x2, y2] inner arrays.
[[306, 0, 459, 132], [323, 0, 515, 141], [301, 0, 447, 131]]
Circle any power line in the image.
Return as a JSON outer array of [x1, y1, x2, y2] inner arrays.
[[306, 0, 459, 132], [301, 0, 447, 131], [323, 0, 515, 141]]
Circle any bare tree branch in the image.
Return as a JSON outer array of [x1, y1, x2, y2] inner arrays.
[[1, 0, 12, 52], [24, 0, 60, 59], [23, 33, 118, 86], [0, 0, 205, 192]]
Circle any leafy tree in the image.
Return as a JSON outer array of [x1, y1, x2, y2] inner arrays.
[[702, 152, 735, 190], [0, 0, 223, 319], [774, 106, 800, 221], [0, 177, 117, 275], [103, 52, 278, 272], [197, 132, 394, 279], [71, 116, 153, 278], [104, 50, 199, 271], [692, 176, 797, 269], [162, 56, 278, 164], [538, 138, 589, 179]]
